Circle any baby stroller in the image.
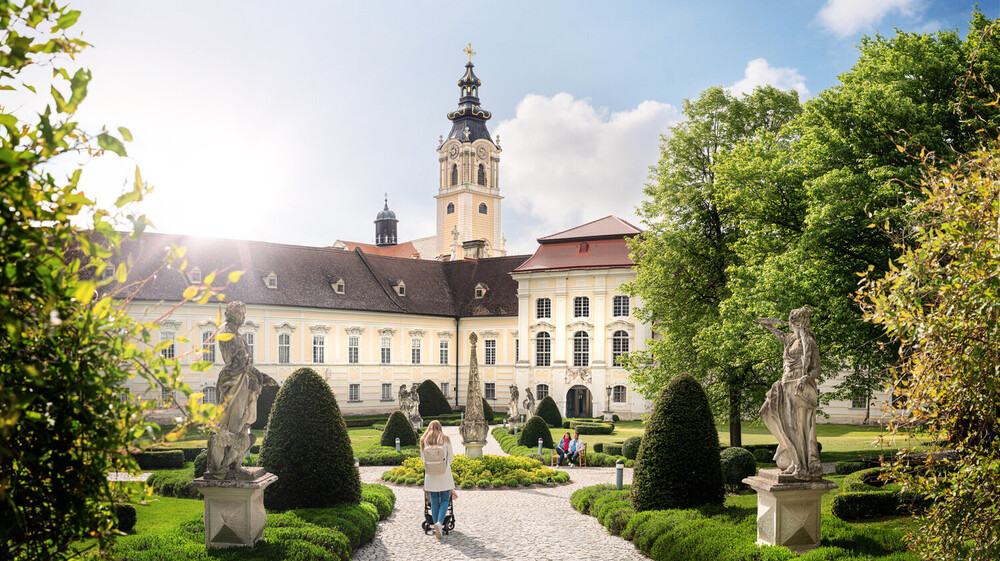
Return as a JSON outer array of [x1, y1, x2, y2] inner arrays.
[[421, 491, 455, 535]]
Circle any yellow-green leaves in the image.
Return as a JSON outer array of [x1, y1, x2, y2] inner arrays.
[[228, 271, 243, 283], [97, 132, 127, 157], [54, 9, 81, 31]]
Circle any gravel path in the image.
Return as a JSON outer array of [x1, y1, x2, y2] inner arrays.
[[354, 426, 646, 561]]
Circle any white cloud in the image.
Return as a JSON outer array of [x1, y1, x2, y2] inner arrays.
[[817, 0, 923, 37], [728, 58, 809, 98], [494, 94, 679, 254]]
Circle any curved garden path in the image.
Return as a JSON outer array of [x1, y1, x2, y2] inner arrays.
[[353, 426, 647, 561]]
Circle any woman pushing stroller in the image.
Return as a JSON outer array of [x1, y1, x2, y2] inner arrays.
[[421, 420, 456, 539]]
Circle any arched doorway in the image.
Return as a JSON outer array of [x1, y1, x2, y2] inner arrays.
[[565, 385, 592, 418]]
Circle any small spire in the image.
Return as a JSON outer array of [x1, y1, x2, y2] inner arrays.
[[384, 193, 388, 209]]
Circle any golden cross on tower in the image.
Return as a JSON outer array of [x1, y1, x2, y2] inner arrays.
[[463, 43, 476, 63]]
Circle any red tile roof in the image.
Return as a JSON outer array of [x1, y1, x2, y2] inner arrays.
[[536, 215, 642, 244], [336, 240, 421, 259]]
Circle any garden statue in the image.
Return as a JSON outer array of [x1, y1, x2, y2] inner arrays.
[[205, 301, 277, 479], [743, 306, 835, 553], [507, 384, 520, 423], [756, 307, 823, 481], [409, 385, 422, 426], [459, 333, 488, 458], [522, 387, 536, 417], [398, 384, 411, 415], [193, 301, 278, 549]]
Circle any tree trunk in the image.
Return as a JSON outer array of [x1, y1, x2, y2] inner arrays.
[[729, 382, 742, 447]]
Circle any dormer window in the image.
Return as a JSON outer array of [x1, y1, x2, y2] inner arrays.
[[332, 279, 345, 294], [395, 282, 405, 297], [189, 267, 202, 284], [578, 242, 590, 254], [474, 283, 488, 299], [264, 272, 277, 289]]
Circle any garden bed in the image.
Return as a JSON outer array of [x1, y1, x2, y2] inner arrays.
[[380, 454, 570, 489]]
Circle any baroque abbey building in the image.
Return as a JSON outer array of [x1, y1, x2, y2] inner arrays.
[[121, 54, 654, 420]]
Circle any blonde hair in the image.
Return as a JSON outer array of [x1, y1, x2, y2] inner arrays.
[[420, 419, 450, 451]]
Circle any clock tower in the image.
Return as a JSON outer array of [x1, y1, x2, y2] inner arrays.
[[436, 45, 503, 259]]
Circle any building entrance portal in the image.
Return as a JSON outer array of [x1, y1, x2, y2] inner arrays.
[[565, 385, 592, 418]]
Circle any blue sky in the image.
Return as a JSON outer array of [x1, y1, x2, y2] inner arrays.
[[42, 0, 988, 254]]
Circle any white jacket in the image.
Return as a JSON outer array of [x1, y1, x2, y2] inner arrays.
[[421, 439, 456, 492]]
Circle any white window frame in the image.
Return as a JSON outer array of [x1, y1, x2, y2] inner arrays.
[[278, 333, 291, 364], [204, 386, 217, 404], [613, 295, 630, 317], [242, 332, 255, 361], [612, 330, 629, 366], [441, 381, 450, 399], [573, 296, 590, 318], [381, 383, 392, 401], [536, 384, 549, 400], [160, 332, 175, 360], [349, 383, 361, 402], [201, 331, 216, 363], [411, 338, 421, 365], [613, 385, 627, 403], [381, 336, 392, 364], [312, 334, 325, 364], [535, 332, 551, 367], [484, 382, 496, 400], [536, 297, 551, 319], [348, 336, 360, 364], [484, 339, 496, 365], [439, 340, 449, 365], [573, 331, 589, 367]]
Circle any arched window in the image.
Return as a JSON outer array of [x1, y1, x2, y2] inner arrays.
[[451, 164, 458, 185], [446, 202, 455, 214], [613, 385, 627, 403], [535, 332, 551, 367], [477, 164, 486, 185], [478, 202, 488, 215], [612, 330, 629, 366], [536, 384, 549, 400], [573, 331, 589, 367]]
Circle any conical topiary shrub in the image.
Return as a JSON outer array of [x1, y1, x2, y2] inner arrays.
[[381, 410, 418, 447], [416, 380, 453, 417], [251, 384, 278, 430], [535, 395, 562, 427], [482, 397, 494, 424], [259, 367, 360, 510], [518, 415, 554, 449], [631, 373, 723, 510]]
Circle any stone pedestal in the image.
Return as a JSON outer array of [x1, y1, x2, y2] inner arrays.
[[464, 441, 485, 459], [191, 468, 277, 549], [602, 411, 614, 422], [743, 469, 837, 553]]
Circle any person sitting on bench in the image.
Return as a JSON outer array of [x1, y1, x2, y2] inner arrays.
[[567, 432, 584, 467], [555, 432, 571, 466]]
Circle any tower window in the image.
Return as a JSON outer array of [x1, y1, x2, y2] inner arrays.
[[451, 164, 458, 186], [478, 202, 488, 215], [446, 202, 455, 214], [477, 164, 486, 185]]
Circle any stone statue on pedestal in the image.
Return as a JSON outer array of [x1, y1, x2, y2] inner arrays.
[[756, 307, 823, 481], [409, 385, 422, 426], [522, 387, 536, 417], [460, 333, 488, 457], [205, 301, 277, 479], [507, 384, 520, 423]]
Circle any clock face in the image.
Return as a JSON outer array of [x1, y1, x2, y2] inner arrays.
[[477, 146, 488, 159], [449, 145, 459, 159]]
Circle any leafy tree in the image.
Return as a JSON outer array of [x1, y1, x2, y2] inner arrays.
[[0, 3, 220, 558], [416, 379, 452, 417], [631, 374, 723, 510], [858, 105, 1000, 558], [260, 367, 361, 510], [715, 14, 1000, 410], [624, 85, 801, 446]]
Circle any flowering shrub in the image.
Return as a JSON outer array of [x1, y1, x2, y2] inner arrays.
[[380, 454, 566, 487]]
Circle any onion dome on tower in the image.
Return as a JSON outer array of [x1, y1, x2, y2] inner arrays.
[[374, 195, 398, 247], [445, 45, 493, 144]]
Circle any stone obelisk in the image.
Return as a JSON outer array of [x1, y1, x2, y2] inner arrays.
[[459, 332, 488, 458]]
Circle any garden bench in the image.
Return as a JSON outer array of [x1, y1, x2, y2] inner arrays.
[[550, 443, 586, 467]]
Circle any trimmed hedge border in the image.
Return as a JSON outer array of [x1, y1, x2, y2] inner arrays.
[[131, 449, 185, 470], [571, 421, 615, 435]]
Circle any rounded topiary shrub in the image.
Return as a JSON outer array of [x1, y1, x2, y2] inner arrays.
[[416, 380, 453, 417], [535, 396, 562, 428], [381, 410, 418, 447], [518, 415, 554, 449], [622, 436, 642, 460], [753, 448, 774, 464], [260, 367, 361, 510], [251, 383, 279, 430], [482, 397, 494, 424], [631, 374, 723, 510], [720, 446, 757, 488], [114, 504, 137, 533]]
